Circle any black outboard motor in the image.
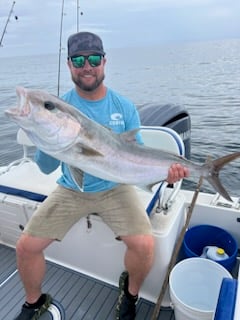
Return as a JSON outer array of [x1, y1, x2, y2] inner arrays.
[[138, 103, 191, 159]]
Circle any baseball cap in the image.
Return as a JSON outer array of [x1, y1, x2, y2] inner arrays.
[[68, 31, 105, 57]]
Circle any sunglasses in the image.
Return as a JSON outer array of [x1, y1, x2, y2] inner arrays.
[[70, 55, 103, 68]]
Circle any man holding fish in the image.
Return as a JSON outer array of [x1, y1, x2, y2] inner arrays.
[[13, 32, 188, 320]]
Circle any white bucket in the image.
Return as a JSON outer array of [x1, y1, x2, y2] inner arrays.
[[169, 258, 232, 320]]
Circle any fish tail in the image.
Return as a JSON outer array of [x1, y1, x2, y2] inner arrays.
[[204, 152, 240, 202]]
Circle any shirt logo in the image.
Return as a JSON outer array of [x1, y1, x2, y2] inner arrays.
[[109, 113, 124, 126], [111, 113, 122, 120]]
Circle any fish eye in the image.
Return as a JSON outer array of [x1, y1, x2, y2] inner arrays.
[[44, 101, 56, 111]]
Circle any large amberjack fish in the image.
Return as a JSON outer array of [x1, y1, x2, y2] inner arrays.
[[5, 86, 240, 201]]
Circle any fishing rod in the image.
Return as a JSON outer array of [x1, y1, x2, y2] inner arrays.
[[57, 0, 84, 96], [77, 0, 83, 32], [0, 1, 16, 47], [57, 0, 65, 97]]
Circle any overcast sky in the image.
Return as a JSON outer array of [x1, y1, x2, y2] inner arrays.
[[0, 0, 240, 57]]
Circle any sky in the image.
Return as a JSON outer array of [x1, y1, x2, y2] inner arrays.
[[0, 0, 240, 57]]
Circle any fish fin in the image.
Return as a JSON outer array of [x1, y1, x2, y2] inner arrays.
[[120, 129, 140, 143], [75, 143, 104, 157], [205, 152, 240, 202], [69, 166, 84, 191]]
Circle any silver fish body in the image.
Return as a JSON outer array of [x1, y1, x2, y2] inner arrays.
[[5, 87, 240, 201]]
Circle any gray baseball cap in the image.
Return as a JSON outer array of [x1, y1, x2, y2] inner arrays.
[[68, 31, 105, 57]]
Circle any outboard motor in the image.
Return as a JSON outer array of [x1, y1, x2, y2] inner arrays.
[[138, 103, 191, 159]]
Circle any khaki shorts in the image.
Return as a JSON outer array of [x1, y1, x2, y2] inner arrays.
[[24, 184, 153, 240]]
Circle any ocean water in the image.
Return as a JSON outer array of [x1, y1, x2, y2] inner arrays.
[[0, 38, 240, 196]]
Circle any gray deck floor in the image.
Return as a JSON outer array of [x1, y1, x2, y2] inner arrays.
[[0, 244, 174, 320]]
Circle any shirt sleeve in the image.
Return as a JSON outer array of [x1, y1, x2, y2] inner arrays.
[[34, 149, 60, 174], [125, 102, 144, 145]]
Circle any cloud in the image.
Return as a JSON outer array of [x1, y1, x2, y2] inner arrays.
[[0, 0, 239, 57]]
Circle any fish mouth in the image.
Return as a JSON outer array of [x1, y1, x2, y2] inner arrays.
[[5, 86, 30, 118]]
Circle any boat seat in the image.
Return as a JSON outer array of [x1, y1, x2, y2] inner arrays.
[[140, 126, 185, 215]]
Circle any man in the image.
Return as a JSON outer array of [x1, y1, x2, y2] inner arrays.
[[14, 31, 189, 320]]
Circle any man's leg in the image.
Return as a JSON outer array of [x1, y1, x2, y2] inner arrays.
[[14, 234, 53, 319], [14, 185, 93, 319], [16, 234, 53, 303], [121, 234, 155, 296], [95, 185, 154, 319], [116, 234, 155, 319]]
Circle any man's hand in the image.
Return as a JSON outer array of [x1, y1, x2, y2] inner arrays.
[[166, 163, 189, 184]]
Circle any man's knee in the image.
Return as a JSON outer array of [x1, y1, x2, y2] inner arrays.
[[16, 234, 52, 258], [139, 235, 155, 260], [123, 234, 155, 257], [16, 234, 34, 259]]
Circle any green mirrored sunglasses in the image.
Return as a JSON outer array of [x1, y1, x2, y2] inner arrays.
[[70, 55, 103, 68]]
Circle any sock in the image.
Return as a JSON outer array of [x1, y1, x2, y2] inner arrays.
[[124, 276, 138, 300], [24, 294, 47, 309]]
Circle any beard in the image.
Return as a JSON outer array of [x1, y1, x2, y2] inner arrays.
[[71, 72, 105, 92]]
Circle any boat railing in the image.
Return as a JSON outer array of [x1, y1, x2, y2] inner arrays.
[[140, 126, 185, 215], [0, 129, 34, 175]]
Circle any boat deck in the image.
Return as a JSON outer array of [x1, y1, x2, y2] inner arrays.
[[0, 244, 174, 320]]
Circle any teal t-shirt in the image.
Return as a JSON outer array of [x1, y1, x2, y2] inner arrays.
[[35, 87, 143, 192]]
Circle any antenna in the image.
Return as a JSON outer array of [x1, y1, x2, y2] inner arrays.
[[0, 1, 16, 47]]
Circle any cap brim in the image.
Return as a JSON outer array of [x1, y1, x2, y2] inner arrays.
[[69, 50, 105, 57]]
